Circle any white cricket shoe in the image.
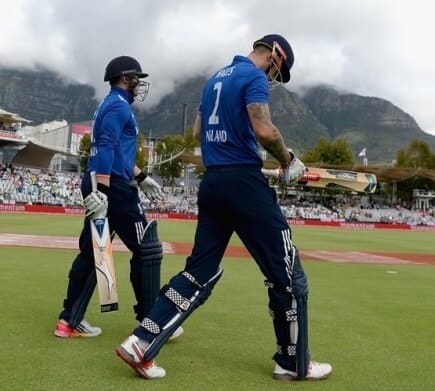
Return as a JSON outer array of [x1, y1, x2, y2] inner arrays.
[[116, 335, 166, 379], [273, 361, 332, 381], [168, 326, 184, 341]]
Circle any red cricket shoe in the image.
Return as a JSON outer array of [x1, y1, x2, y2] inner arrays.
[[54, 319, 102, 338]]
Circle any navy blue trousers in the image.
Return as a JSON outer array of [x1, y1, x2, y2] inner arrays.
[[188, 166, 304, 286], [136, 166, 308, 361], [59, 173, 149, 323]]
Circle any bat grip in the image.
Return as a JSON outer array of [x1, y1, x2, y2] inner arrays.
[[261, 168, 277, 177], [90, 171, 98, 192]]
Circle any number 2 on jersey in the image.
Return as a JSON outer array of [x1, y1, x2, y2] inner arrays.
[[208, 81, 222, 125]]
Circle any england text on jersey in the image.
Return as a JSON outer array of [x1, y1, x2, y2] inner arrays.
[[205, 129, 227, 143]]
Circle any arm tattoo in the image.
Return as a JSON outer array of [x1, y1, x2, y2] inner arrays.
[[249, 103, 292, 167], [262, 126, 292, 168], [249, 103, 273, 126]]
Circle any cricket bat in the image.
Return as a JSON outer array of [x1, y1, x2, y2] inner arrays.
[[261, 167, 377, 193], [89, 171, 119, 312]]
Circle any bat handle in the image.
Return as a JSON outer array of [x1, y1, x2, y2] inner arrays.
[[261, 168, 280, 178], [90, 171, 98, 192]]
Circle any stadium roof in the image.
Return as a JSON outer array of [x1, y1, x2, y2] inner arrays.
[[11, 140, 77, 168], [0, 109, 79, 169], [0, 108, 31, 124]]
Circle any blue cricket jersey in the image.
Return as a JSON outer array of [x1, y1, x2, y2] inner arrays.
[[199, 55, 269, 168], [87, 86, 139, 181]]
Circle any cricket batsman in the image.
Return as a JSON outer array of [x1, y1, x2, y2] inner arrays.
[[116, 36, 332, 381], [54, 56, 183, 340]]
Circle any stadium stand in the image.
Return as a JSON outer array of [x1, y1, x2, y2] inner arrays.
[[0, 107, 433, 225], [1, 163, 433, 225], [0, 164, 82, 206]]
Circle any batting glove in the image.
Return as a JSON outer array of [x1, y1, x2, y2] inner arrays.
[[83, 189, 108, 219], [136, 172, 164, 201], [282, 151, 306, 184]]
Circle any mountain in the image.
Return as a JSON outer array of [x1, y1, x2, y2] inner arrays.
[[301, 85, 435, 163], [134, 77, 205, 137], [0, 68, 98, 124], [134, 76, 331, 153], [1, 67, 434, 163]]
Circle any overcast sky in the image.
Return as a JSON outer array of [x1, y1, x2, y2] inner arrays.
[[1, 0, 435, 135]]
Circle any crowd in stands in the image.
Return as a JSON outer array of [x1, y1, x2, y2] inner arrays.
[[1, 163, 434, 226], [0, 122, 17, 132], [343, 205, 435, 226], [142, 188, 199, 215], [0, 163, 82, 206]]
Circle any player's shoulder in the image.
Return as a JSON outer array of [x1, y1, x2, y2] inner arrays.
[[232, 56, 266, 85], [209, 56, 264, 85], [107, 91, 130, 106], [103, 92, 131, 112], [96, 92, 131, 122], [234, 55, 263, 72]]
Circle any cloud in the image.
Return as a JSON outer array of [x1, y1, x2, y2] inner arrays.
[[1, 0, 435, 135]]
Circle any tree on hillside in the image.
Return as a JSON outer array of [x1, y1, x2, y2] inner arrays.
[[302, 138, 355, 165], [395, 139, 435, 169], [388, 139, 435, 202], [155, 130, 199, 186], [136, 132, 146, 171], [183, 128, 199, 152], [78, 133, 91, 173]]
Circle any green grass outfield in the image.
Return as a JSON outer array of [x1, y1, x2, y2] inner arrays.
[[0, 214, 434, 391]]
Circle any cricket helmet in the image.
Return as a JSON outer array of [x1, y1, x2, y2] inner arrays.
[[104, 56, 148, 82], [253, 34, 294, 83]]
